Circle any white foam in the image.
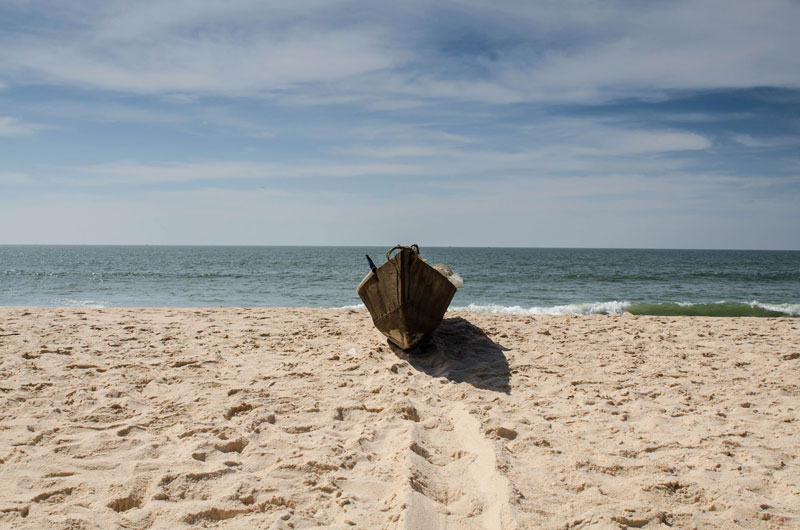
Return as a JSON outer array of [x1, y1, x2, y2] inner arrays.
[[750, 301, 800, 316], [55, 298, 107, 308], [676, 300, 800, 316], [335, 303, 366, 310], [453, 301, 631, 315]]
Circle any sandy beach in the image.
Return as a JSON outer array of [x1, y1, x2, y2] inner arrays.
[[0, 307, 798, 529]]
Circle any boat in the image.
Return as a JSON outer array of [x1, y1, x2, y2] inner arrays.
[[357, 245, 459, 350]]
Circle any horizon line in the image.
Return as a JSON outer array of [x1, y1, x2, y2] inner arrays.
[[1, 243, 799, 252]]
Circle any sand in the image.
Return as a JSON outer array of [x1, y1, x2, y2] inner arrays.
[[0, 307, 798, 529]]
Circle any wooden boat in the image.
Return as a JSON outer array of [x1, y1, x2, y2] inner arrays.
[[357, 245, 458, 350]]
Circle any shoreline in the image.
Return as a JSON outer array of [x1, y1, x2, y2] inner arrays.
[[1, 302, 798, 318], [1, 307, 798, 528]]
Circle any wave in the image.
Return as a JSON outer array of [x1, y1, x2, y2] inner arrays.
[[453, 301, 630, 315], [334, 303, 366, 310], [627, 301, 800, 317], [452, 301, 800, 317], [53, 298, 108, 308], [41, 298, 799, 316]]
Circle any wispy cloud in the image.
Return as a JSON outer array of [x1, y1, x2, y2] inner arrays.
[[3, 168, 797, 247], [2, 1, 798, 103], [527, 120, 712, 155], [0, 171, 32, 184], [340, 120, 712, 176], [732, 134, 800, 148], [0, 1, 400, 95], [0, 116, 39, 136], [67, 128, 709, 187], [481, 0, 800, 102], [79, 160, 424, 184], [656, 112, 756, 123], [52, 118, 714, 189]]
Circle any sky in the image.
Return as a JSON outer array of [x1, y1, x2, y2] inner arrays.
[[1, 0, 799, 249]]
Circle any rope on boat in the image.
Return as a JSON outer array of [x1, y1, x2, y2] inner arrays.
[[385, 244, 419, 262]]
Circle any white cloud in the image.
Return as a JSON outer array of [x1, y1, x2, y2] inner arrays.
[[9, 99, 274, 138], [348, 124, 478, 146], [487, 0, 800, 102], [1, 1, 798, 102], [2, 170, 797, 248], [319, 0, 800, 104], [656, 112, 756, 123], [732, 134, 800, 148], [346, 119, 711, 164], [570, 129, 711, 155], [11, 31, 394, 94], [65, 118, 711, 187], [79, 160, 423, 184], [0, 2, 400, 95], [0, 171, 32, 184], [0, 116, 38, 136]]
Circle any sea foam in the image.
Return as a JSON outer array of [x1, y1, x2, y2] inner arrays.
[[451, 300, 800, 317], [453, 301, 630, 315], [55, 298, 107, 308], [749, 301, 800, 316]]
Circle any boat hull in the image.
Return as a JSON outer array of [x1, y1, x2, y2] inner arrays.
[[357, 248, 457, 349]]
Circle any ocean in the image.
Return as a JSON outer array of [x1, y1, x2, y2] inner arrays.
[[1, 245, 798, 317]]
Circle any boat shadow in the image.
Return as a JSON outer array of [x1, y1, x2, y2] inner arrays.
[[389, 317, 511, 394]]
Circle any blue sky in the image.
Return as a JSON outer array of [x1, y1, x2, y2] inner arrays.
[[1, 0, 799, 249]]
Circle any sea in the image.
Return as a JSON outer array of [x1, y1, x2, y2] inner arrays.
[[1, 246, 799, 317]]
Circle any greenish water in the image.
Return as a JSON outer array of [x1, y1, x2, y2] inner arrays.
[[1, 246, 798, 316]]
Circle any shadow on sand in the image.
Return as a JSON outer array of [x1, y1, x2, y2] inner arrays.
[[389, 317, 511, 394]]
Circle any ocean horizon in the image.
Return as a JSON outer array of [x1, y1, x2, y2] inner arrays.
[[2, 245, 799, 317]]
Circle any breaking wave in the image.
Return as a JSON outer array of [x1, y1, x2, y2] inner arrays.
[[453, 301, 800, 317], [336, 303, 366, 310], [53, 298, 108, 308], [454, 301, 630, 315]]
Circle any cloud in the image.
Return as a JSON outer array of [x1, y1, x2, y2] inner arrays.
[[481, 0, 800, 102], [326, 0, 800, 104], [62, 118, 711, 188], [10, 30, 395, 94], [0, 1, 400, 95], [571, 130, 711, 155], [732, 134, 800, 148], [79, 160, 423, 184], [0, 171, 32, 184], [343, 123, 711, 178], [3, 169, 797, 247], [1, 0, 798, 103], [0, 116, 38, 136], [515, 119, 712, 155]]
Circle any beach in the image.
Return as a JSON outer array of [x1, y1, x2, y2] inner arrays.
[[0, 307, 798, 529]]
